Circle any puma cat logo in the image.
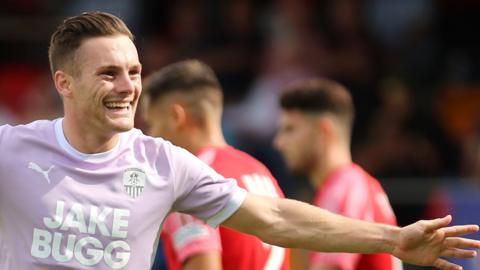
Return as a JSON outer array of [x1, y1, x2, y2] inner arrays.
[[28, 162, 54, 184]]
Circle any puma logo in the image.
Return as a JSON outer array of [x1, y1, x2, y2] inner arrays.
[[28, 162, 54, 184]]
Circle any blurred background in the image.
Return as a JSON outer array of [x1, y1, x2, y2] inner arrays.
[[1, 0, 479, 269]]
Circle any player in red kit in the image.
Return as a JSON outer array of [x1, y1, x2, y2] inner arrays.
[[309, 164, 402, 270], [143, 60, 290, 270], [274, 79, 402, 270]]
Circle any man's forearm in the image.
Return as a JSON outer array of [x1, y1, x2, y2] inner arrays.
[[223, 194, 400, 254], [261, 197, 399, 253]]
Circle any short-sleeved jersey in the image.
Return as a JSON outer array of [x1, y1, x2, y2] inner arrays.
[[161, 146, 290, 270], [310, 163, 402, 270], [0, 119, 247, 270]]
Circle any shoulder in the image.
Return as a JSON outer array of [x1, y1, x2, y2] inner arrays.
[[199, 146, 276, 181], [318, 164, 373, 210], [213, 146, 272, 172], [327, 164, 371, 192], [350, 164, 387, 194], [1, 119, 54, 132], [123, 128, 178, 155], [124, 129, 202, 172], [343, 164, 396, 221], [0, 119, 54, 142], [123, 128, 171, 162]]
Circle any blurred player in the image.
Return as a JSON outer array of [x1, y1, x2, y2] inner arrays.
[[0, 11, 479, 270], [143, 59, 290, 270], [274, 78, 402, 270]]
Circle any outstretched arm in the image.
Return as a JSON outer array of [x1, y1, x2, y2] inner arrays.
[[222, 193, 480, 270]]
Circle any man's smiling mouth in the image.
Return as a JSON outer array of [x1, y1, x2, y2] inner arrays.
[[104, 101, 131, 111]]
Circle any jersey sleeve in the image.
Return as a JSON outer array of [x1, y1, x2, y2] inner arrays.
[[165, 142, 247, 227], [162, 213, 221, 263]]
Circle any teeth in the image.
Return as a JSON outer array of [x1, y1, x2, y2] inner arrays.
[[105, 102, 130, 109]]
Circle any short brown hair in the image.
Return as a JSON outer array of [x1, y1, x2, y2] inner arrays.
[[48, 11, 133, 75], [143, 59, 222, 103], [280, 78, 355, 130]]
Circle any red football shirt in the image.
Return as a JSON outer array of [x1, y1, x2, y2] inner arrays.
[[309, 163, 403, 270], [161, 146, 290, 270]]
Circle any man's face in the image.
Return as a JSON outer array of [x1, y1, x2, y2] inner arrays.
[[274, 109, 319, 175], [67, 35, 142, 134]]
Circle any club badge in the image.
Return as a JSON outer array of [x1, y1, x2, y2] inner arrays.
[[123, 168, 146, 198]]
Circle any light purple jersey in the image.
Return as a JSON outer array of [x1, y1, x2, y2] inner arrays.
[[0, 119, 247, 270]]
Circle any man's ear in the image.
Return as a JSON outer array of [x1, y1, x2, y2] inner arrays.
[[54, 70, 73, 98], [170, 103, 187, 129], [316, 117, 334, 138], [318, 117, 341, 147]]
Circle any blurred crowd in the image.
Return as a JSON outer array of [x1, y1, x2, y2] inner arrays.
[[1, 0, 479, 226]]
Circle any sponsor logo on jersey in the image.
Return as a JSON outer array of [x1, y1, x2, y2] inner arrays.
[[31, 200, 131, 269], [122, 168, 146, 198]]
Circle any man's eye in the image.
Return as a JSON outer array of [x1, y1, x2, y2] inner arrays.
[[129, 70, 140, 76], [102, 71, 115, 77]]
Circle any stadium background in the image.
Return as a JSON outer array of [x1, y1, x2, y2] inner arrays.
[[1, 1, 479, 269]]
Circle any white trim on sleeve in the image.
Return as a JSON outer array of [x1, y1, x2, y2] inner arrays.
[[206, 187, 247, 227]]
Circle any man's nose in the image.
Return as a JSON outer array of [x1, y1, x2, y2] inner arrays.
[[115, 72, 136, 93]]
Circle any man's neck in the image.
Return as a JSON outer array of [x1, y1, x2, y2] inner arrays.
[[62, 117, 119, 154], [309, 146, 352, 189], [188, 126, 227, 155]]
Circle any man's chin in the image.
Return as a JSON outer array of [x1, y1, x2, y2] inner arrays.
[[107, 119, 134, 132], [116, 125, 133, 132]]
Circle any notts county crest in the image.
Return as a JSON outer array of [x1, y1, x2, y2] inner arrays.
[[123, 168, 146, 198]]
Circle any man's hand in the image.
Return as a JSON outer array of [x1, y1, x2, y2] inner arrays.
[[393, 215, 480, 270]]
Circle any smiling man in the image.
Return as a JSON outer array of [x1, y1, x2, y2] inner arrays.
[[0, 11, 479, 270], [57, 34, 142, 153]]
